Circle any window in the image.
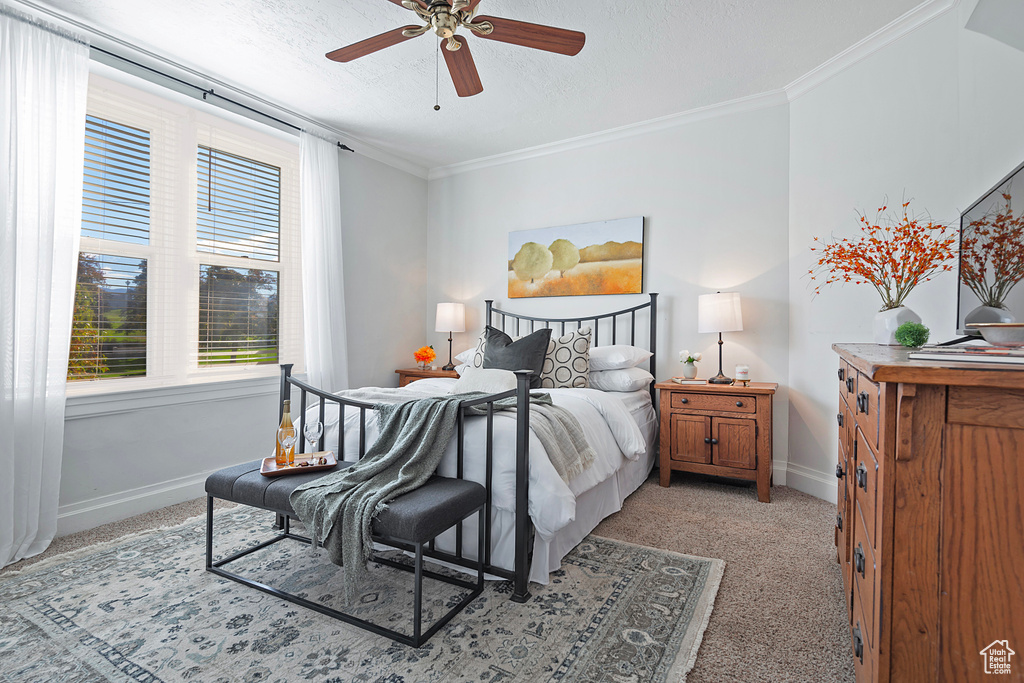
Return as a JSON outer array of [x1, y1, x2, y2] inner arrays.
[[68, 75, 302, 393]]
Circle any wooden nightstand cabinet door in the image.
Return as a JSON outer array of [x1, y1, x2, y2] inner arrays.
[[670, 413, 711, 463], [711, 417, 757, 469]]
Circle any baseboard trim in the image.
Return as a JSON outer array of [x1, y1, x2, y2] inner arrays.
[[56, 469, 219, 537], [785, 462, 837, 504]]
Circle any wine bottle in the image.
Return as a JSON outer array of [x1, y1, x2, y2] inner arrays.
[[276, 399, 295, 467]]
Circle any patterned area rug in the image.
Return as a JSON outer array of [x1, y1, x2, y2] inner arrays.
[[0, 506, 723, 682]]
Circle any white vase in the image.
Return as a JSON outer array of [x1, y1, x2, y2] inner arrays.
[[873, 306, 922, 345], [964, 304, 1016, 327], [681, 362, 698, 379]]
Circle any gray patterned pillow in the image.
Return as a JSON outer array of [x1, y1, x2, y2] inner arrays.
[[539, 326, 591, 389]]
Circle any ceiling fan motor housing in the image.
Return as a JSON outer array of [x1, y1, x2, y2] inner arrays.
[[430, 7, 459, 38]]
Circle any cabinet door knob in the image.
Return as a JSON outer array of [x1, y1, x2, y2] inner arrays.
[[837, 412, 844, 427], [856, 462, 868, 490], [735, 401, 743, 407], [838, 368, 845, 381], [680, 397, 689, 403], [704, 437, 711, 444], [711, 438, 719, 445], [835, 463, 845, 479], [853, 624, 864, 662], [854, 543, 866, 576]]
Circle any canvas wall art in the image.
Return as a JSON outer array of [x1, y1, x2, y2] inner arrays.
[[508, 217, 644, 298]]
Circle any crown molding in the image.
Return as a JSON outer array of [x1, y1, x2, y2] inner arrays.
[[428, 90, 790, 180], [784, 0, 960, 102], [6, 0, 430, 180], [430, 0, 961, 181]]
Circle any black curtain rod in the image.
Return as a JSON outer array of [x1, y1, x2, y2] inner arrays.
[[90, 44, 355, 153]]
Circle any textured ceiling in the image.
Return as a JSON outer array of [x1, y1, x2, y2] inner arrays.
[[31, 0, 925, 171]]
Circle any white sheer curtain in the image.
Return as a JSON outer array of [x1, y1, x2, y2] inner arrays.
[[299, 132, 349, 392], [0, 11, 89, 567]]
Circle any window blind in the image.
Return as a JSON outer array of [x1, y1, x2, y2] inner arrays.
[[196, 145, 281, 261], [68, 253, 147, 380], [198, 265, 279, 366], [81, 115, 151, 244]]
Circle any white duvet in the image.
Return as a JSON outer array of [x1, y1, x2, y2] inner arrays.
[[308, 378, 648, 541]]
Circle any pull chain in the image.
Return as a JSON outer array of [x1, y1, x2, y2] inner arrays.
[[434, 42, 440, 111]]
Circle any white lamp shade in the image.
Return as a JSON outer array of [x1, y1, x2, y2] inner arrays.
[[435, 302, 466, 333], [697, 292, 743, 333]]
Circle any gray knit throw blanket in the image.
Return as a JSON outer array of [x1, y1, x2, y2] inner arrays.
[[288, 392, 591, 603]]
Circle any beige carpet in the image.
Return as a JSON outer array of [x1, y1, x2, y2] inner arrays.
[[4, 474, 854, 682]]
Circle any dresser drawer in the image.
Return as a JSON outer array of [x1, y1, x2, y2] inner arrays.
[[853, 501, 878, 650], [852, 592, 876, 682], [671, 392, 756, 413], [854, 373, 880, 451], [854, 428, 879, 547], [839, 360, 856, 406]]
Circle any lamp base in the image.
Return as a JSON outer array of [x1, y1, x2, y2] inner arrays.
[[441, 362, 456, 372], [708, 374, 734, 385]]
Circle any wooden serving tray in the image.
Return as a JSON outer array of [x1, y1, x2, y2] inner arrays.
[[260, 451, 338, 477]]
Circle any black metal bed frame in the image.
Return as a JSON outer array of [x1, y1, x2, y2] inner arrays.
[[214, 293, 659, 612]]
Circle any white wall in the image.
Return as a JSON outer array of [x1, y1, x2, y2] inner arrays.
[[58, 151, 428, 535], [426, 104, 793, 482], [786, 0, 1024, 501]]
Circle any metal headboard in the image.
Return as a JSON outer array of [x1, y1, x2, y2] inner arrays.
[[484, 293, 659, 401]]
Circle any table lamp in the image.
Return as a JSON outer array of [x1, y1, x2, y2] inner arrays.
[[435, 302, 466, 371], [698, 291, 743, 384]]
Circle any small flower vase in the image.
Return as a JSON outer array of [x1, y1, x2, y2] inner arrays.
[[681, 362, 698, 379], [873, 306, 922, 345], [419, 362, 431, 371]]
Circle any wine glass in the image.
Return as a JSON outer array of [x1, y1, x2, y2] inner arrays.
[[277, 427, 297, 467], [304, 420, 324, 460]]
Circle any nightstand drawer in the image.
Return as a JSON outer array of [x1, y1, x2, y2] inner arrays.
[[854, 374, 880, 451], [671, 392, 756, 413]]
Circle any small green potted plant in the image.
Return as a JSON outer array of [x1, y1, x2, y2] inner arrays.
[[894, 322, 930, 348]]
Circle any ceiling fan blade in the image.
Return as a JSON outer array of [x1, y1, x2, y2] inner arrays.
[[441, 36, 483, 97], [384, 0, 427, 9], [474, 16, 585, 56], [326, 26, 423, 62]]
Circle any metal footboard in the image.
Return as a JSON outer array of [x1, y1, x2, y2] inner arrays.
[[280, 364, 535, 603]]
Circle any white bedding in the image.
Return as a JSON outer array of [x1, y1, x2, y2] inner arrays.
[[306, 378, 656, 583]]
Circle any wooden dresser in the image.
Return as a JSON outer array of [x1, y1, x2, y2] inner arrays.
[[833, 344, 1024, 682], [655, 381, 777, 502]]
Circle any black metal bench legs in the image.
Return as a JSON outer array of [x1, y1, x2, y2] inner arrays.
[[205, 495, 486, 648]]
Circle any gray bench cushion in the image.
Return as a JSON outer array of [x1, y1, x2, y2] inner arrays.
[[206, 461, 486, 544]]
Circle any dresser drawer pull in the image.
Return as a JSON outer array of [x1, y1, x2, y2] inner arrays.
[[856, 391, 869, 414], [854, 543, 866, 576], [846, 376, 855, 393], [835, 463, 845, 479], [856, 463, 868, 490], [853, 624, 864, 662], [837, 412, 844, 427], [836, 513, 843, 531], [679, 397, 689, 404], [838, 367, 845, 381]]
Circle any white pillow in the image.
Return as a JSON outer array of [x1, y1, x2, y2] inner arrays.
[[454, 347, 476, 366], [589, 345, 653, 371], [589, 367, 655, 392], [449, 366, 518, 395]]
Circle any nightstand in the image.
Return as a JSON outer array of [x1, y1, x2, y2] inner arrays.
[[395, 367, 459, 387], [654, 380, 777, 502]]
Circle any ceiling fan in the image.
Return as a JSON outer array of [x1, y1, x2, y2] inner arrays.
[[326, 0, 586, 97]]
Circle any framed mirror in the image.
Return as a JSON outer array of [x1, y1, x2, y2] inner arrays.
[[957, 159, 1024, 334]]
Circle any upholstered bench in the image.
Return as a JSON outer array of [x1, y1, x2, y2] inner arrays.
[[205, 460, 486, 647]]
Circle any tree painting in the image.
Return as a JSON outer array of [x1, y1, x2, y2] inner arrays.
[[549, 239, 580, 278], [511, 242, 554, 284], [508, 217, 644, 298]]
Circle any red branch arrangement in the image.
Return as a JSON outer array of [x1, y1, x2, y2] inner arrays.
[[809, 199, 958, 311], [960, 192, 1024, 309]]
